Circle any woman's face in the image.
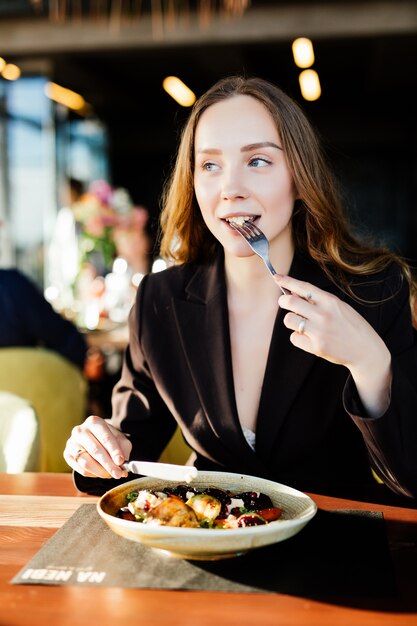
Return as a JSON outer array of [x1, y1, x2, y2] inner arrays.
[[193, 94, 297, 260]]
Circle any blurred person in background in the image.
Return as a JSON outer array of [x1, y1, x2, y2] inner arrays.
[[0, 267, 88, 369]]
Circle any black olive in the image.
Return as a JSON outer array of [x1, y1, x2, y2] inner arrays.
[[236, 491, 273, 511]]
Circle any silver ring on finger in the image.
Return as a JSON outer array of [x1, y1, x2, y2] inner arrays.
[[74, 448, 89, 463], [298, 317, 307, 335]]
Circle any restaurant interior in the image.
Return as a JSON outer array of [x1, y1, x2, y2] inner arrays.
[[1, 3, 417, 624], [1, 0, 417, 272], [0, 0, 417, 471]]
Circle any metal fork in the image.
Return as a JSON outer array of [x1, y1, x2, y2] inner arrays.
[[229, 221, 291, 295]]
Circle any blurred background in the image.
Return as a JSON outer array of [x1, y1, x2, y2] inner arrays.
[[0, 0, 416, 466], [1, 0, 416, 289]]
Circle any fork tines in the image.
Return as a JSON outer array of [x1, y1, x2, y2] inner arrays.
[[229, 220, 262, 240], [228, 220, 290, 295]]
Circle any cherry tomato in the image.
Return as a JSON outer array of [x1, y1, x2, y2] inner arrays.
[[259, 507, 283, 522]]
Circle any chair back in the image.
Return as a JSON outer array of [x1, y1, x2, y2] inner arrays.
[[0, 390, 40, 472], [158, 426, 193, 466], [0, 347, 88, 472]]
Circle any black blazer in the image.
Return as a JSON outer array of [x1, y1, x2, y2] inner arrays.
[[75, 250, 417, 501]]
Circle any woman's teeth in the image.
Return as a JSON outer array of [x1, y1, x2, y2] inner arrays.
[[225, 216, 256, 226]]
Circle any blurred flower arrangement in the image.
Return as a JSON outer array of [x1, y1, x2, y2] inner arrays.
[[67, 180, 151, 329], [72, 179, 149, 272]]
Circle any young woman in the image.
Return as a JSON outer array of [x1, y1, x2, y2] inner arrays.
[[64, 76, 417, 502]]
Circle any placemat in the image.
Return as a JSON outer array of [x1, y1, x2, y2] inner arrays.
[[12, 504, 396, 600]]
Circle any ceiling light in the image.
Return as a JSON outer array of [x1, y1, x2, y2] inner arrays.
[[2, 63, 21, 81], [299, 70, 321, 101], [44, 81, 87, 111], [292, 38, 315, 69], [0, 57, 6, 72], [162, 76, 196, 107]]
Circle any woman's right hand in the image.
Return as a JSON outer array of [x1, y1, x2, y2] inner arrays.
[[63, 415, 132, 479]]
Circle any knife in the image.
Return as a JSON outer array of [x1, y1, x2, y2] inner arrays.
[[121, 460, 198, 483]]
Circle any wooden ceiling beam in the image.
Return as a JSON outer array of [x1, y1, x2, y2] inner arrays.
[[1, 1, 416, 56]]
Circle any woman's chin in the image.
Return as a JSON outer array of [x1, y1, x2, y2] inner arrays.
[[223, 241, 255, 259]]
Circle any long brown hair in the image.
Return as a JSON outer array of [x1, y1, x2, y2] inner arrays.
[[159, 75, 416, 311]]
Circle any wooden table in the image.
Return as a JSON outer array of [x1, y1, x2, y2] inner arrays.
[[1, 473, 416, 626]]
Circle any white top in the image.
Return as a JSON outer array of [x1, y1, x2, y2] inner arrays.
[[242, 427, 256, 451]]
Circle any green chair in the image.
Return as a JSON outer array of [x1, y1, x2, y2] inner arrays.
[[0, 347, 88, 472], [158, 425, 193, 466]]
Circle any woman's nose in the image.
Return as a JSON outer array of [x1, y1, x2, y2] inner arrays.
[[221, 169, 249, 201]]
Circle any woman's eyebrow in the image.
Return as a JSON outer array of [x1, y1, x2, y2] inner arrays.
[[196, 141, 282, 155], [241, 141, 282, 152], [196, 148, 222, 154]]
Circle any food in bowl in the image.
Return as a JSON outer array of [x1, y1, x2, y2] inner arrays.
[[117, 484, 283, 529], [97, 471, 317, 560]]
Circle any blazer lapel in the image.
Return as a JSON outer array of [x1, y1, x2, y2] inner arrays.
[[256, 252, 342, 461], [171, 254, 251, 461]]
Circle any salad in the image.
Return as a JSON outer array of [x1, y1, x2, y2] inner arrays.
[[117, 484, 283, 529]]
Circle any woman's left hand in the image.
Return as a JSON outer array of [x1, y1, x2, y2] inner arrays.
[[275, 274, 392, 416]]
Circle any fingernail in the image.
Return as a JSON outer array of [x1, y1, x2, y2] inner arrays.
[[112, 468, 124, 479], [115, 454, 124, 465]]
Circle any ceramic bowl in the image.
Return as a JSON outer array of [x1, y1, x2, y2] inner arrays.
[[97, 470, 317, 560]]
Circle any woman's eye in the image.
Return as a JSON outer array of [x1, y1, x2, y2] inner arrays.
[[249, 157, 271, 168], [202, 162, 220, 172]]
